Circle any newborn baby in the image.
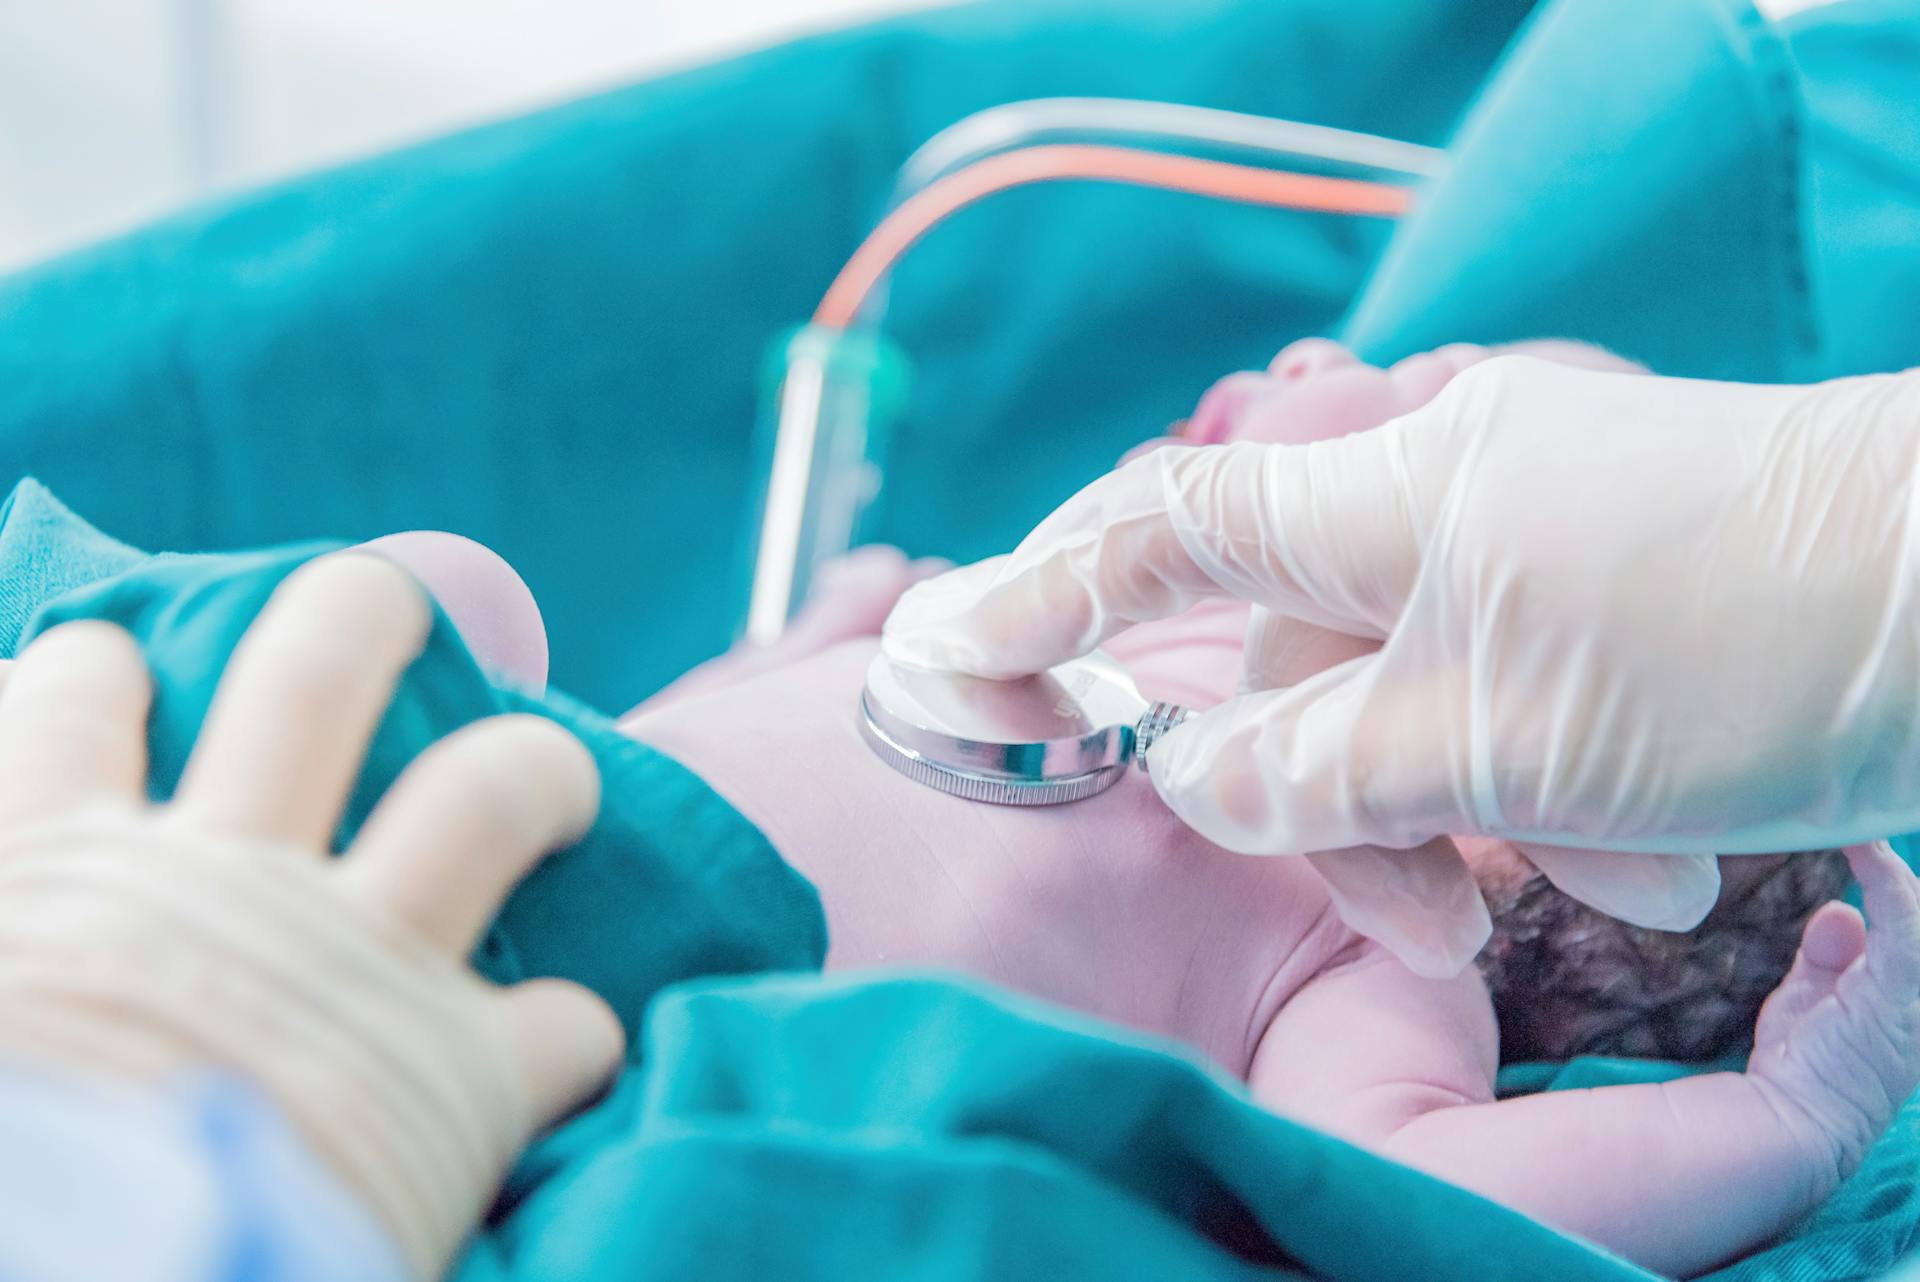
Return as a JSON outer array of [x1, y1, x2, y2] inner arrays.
[[392, 340, 1920, 1279], [626, 634, 1890, 1282]]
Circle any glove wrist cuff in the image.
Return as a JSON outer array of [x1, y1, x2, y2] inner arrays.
[[0, 814, 528, 1280]]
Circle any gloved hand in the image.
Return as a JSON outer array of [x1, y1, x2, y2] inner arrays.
[[0, 554, 623, 1280], [885, 356, 1920, 971]]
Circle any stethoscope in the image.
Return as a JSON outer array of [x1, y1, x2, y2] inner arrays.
[[741, 100, 1440, 805], [858, 650, 1188, 806]]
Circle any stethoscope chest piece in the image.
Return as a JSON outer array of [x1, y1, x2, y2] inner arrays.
[[858, 650, 1188, 806]]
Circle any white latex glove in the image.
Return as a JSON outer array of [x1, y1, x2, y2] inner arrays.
[[0, 555, 624, 1280], [885, 357, 1920, 969]]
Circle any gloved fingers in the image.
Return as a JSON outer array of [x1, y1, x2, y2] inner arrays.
[[340, 714, 599, 954], [170, 555, 431, 849], [1754, 901, 1866, 1053], [1305, 842, 1492, 978], [1510, 844, 1722, 932], [0, 622, 150, 828], [1146, 654, 1452, 856], [883, 433, 1428, 679], [494, 978, 624, 1126], [1240, 605, 1377, 693], [880, 554, 1021, 675], [1845, 841, 1920, 991], [1235, 604, 1488, 974]]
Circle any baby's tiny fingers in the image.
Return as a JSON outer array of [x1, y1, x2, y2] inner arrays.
[[1756, 901, 1865, 1048], [1846, 841, 1920, 989], [1801, 900, 1870, 973]]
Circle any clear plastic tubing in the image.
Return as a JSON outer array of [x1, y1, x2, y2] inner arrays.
[[741, 101, 1442, 643], [849, 99, 1447, 330], [741, 326, 910, 647], [895, 97, 1447, 209]]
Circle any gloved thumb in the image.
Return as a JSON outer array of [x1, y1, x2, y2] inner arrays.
[[884, 434, 1428, 680], [1147, 653, 1493, 975], [497, 978, 625, 1127], [1306, 843, 1491, 978], [1146, 653, 1452, 856], [1511, 843, 1721, 932]]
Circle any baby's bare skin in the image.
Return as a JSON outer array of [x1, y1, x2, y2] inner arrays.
[[626, 631, 1919, 1279], [390, 338, 1916, 1278], [631, 639, 1352, 1078]]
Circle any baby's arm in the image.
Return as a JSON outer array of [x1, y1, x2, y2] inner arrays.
[[1261, 945, 1821, 1277], [1253, 842, 1920, 1279]]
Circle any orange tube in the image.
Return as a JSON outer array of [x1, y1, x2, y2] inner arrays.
[[813, 143, 1414, 330]]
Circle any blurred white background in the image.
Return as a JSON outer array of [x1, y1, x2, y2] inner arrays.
[[0, 0, 934, 273]]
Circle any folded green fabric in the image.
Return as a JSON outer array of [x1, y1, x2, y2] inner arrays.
[[499, 966, 1920, 1282], [1345, 0, 1920, 385], [482, 972, 1657, 1282]]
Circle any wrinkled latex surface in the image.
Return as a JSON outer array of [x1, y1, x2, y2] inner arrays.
[[0, 813, 530, 1280], [886, 358, 1920, 969]]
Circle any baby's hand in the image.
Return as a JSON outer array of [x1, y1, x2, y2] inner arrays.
[[1749, 841, 1920, 1184]]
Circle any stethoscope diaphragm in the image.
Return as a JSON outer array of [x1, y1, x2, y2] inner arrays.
[[858, 650, 1188, 806]]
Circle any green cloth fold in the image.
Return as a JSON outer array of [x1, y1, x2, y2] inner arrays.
[[479, 972, 1657, 1282]]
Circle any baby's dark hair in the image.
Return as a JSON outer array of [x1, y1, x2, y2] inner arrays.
[[1476, 851, 1853, 1064]]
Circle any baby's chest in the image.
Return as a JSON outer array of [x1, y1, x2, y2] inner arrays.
[[818, 833, 1339, 1076]]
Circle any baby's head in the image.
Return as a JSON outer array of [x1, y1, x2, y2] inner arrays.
[[1466, 842, 1853, 1063]]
